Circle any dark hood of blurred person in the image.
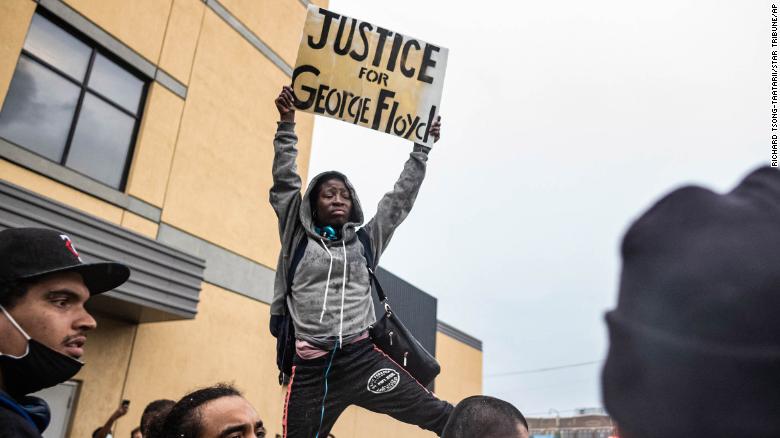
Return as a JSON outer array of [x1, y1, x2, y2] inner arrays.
[[602, 167, 780, 438]]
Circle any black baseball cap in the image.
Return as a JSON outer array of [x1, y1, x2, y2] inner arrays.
[[0, 227, 130, 294]]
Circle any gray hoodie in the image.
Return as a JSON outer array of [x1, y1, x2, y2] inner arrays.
[[269, 121, 429, 349]]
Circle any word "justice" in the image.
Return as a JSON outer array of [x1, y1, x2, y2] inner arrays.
[[307, 8, 441, 84]]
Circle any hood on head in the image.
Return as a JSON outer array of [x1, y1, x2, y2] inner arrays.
[[301, 171, 364, 241], [602, 166, 780, 437]]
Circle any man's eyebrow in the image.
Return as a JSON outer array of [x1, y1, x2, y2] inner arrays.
[[218, 424, 245, 437], [46, 289, 85, 300]]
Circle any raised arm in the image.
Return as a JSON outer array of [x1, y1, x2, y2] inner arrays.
[[93, 401, 128, 438], [270, 86, 303, 236], [363, 117, 441, 265]]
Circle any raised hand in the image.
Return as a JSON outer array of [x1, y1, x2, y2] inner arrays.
[[275, 85, 296, 123], [429, 115, 441, 143]]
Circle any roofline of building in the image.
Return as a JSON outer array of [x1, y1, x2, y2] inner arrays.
[[437, 320, 482, 351]]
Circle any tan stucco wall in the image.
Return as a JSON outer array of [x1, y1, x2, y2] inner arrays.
[[160, 8, 314, 269], [2, 1, 317, 271], [158, 0, 206, 85], [219, 0, 308, 67], [434, 332, 483, 403], [120, 210, 159, 239], [0, 0, 34, 109], [125, 83, 184, 208], [63, 0, 172, 64], [69, 315, 137, 438], [113, 283, 286, 438]]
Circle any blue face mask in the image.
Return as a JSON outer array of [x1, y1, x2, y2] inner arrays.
[[314, 225, 338, 240]]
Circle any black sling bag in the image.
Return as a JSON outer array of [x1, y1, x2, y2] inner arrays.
[[358, 230, 441, 386], [271, 229, 440, 386]]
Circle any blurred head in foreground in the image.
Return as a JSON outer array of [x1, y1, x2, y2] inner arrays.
[[441, 395, 529, 438], [602, 167, 780, 437]]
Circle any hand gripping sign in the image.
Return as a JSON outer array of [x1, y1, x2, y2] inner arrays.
[[292, 6, 448, 147]]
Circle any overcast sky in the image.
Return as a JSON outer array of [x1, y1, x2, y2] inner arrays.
[[307, 0, 769, 416]]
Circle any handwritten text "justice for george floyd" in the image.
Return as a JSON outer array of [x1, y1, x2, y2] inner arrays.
[[292, 8, 442, 143]]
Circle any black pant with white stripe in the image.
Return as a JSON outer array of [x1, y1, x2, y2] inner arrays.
[[283, 338, 453, 437]]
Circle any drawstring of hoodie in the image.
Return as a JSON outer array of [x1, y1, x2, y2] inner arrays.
[[338, 240, 346, 345], [318, 238, 334, 323], [318, 239, 349, 346]]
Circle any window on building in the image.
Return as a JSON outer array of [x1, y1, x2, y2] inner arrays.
[[0, 12, 147, 190]]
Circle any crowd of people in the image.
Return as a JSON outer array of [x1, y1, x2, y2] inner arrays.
[[0, 223, 530, 438], [0, 85, 777, 438]]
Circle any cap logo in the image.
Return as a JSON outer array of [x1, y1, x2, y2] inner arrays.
[[60, 234, 83, 262]]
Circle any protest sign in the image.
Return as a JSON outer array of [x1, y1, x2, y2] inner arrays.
[[292, 6, 448, 147]]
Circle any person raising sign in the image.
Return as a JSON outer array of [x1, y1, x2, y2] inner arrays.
[[269, 85, 451, 437]]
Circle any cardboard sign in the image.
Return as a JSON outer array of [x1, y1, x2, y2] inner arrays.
[[292, 6, 448, 147]]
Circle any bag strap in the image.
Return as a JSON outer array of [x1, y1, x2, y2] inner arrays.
[[285, 235, 309, 297], [357, 228, 388, 304]]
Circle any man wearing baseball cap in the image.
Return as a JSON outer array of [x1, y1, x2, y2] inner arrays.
[[0, 228, 129, 437]]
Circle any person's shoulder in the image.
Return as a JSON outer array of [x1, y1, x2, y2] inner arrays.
[[0, 405, 42, 438]]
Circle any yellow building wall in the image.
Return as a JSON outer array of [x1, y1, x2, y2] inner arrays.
[[124, 83, 185, 208], [113, 283, 286, 438], [69, 316, 137, 438], [157, 0, 206, 84], [434, 332, 483, 404], [219, 0, 309, 67], [120, 210, 159, 239], [0, 0, 35, 109], [160, 7, 314, 269], [62, 0, 172, 64]]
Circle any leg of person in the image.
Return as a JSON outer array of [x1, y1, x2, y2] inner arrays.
[[284, 352, 350, 438], [350, 341, 454, 436]]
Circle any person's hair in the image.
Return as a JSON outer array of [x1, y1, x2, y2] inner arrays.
[[0, 279, 30, 309], [143, 405, 172, 438], [130, 426, 141, 437], [157, 384, 242, 438], [441, 396, 529, 438], [140, 399, 175, 436]]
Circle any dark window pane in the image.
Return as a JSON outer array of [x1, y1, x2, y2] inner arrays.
[[65, 94, 134, 188], [88, 53, 144, 114], [0, 56, 80, 161], [23, 14, 91, 81]]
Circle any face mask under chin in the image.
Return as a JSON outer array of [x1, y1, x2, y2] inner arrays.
[[0, 305, 84, 397]]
